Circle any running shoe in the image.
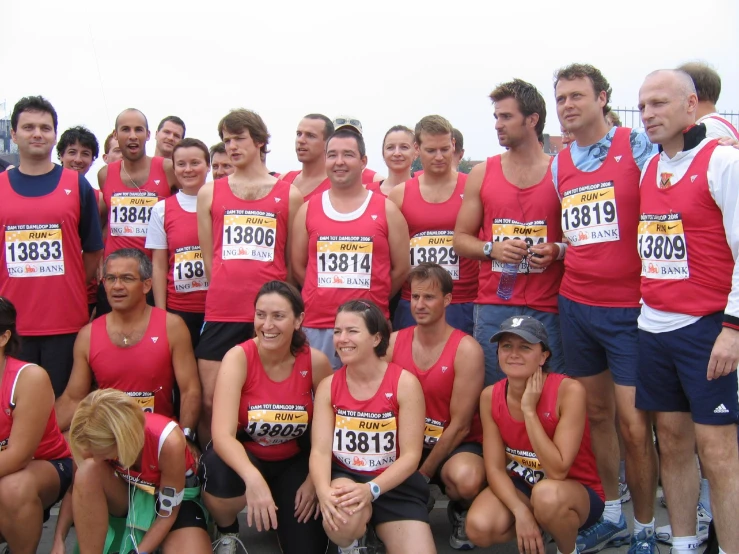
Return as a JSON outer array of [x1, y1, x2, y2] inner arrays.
[[620, 482, 632, 503], [448, 501, 475, 550], [628, 528, 658, 554], [576, 515, 630, 553], [656, 506, 711, 545], [212, 531, 248, 554]]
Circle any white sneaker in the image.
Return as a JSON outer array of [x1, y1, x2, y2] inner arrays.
[[655, 506, 711, 545], [212, 532, 249, 554], [619, 482, 631, 503]]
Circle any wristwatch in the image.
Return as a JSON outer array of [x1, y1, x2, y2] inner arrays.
[[182, 427, 197, 444], [368, 481, 381, 502], [483, 241, 494, 259]]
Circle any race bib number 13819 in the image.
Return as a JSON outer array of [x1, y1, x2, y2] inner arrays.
[[561, 182, 619, 246]]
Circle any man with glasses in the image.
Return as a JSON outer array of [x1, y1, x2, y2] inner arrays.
[[55, 247, 201, 434], [333, 115, 386, 184], [454, 79, 565, 385]]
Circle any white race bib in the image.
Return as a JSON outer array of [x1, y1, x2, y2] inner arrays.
[[561, 181, 619, 246], [506, 446, 546, 486], [5, 224, 65, 277], [333, 409, 397, 472], [109, 192, 157, 237], [316, 236, 373, 289], [222, 210, 277, 262], [638, 213, 689, 280], [492, 219, 548, 274], [173, 246, 209, 292], [410, 231, 459, 280], [245, 404, 309, 446]]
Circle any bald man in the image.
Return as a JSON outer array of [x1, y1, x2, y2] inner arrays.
[[637, 69, 739, 554]]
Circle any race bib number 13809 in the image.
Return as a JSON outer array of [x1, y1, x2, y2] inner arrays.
[[561, 181, 619, 246], [638, 213, 689, 280]]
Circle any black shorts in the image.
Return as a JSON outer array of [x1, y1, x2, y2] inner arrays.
[[194, 321, 254, 362], [168, 499, 208, 531], [511, 476, 605, 532], [43, 457, 74, 523], [331, 464, 430, 525], [419, 442, 483, 495], [168, 309, 205, 351], [18, 333, 77, 397]]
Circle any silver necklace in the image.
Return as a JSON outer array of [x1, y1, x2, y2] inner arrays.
[[121, 163, 141, 190]]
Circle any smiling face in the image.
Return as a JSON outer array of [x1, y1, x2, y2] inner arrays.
[[11, 110, 57, 161], [173, 146, 209, 193], [382, 130, 415, 174], [333, 311, 380, 364], [115, 110, 150, 162], [254, 292, 303, 353], [155, 121, 184, 158], [60, 141, 95, 175], [497, 333, 550, 380], [325, 136, 366, 188]]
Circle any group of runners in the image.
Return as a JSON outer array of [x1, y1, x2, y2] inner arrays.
[[0, 60, 737, 554]]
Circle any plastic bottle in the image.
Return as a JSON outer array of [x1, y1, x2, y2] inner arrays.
[[497, 263, 519, 300]]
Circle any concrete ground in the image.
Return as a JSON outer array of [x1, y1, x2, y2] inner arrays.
[[39, 488, 671, 553]]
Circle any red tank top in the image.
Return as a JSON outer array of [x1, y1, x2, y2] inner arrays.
[[401, 173, 477, 303], [391, 328, 482, 447], [206, 179, 290, 322], [87, 187, 102, 305], [110, 412, 195, 493], [362, 169, 377, 185], [237, 340, 313, 462], [89, 308, 175, 418], [279, 170, 331, 200], [0, 169, 88, 335], [365, 182, 385, 197], [0, 357, 70, 460], [331, 362, 403, 476], [103, 157, 171, 259], [639, 141, 732, 315], [556, 127, 642, 307], [478, 156, 563, 312], [163, 195, 208, 313], [492, 373, 604, 499], [704, 115, 739, 139], [302, 191, 392, 328]]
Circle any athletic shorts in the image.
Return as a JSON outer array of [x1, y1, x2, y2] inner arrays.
[[43, 457, 74, 523], [168, 309, 204, 351], [168, 499, 208, 531], [393, 299, 474, 336], [18, 333, 77, 397], [195, 321, 254, 361], [511, 475, 604, 532], [303, 327, 342, 370], [636, 313, 739, 425], [331, 464, 430, 525], [558, 296, 640, 386], [418, 442, 482, 495]]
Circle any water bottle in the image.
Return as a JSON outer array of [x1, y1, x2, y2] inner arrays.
[[497, 263, 519, 300]]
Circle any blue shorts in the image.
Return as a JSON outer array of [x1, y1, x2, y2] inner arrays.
[[636, 313, 739, 425], [393, 299, 474, 335], [473, 304, 565, 385], [304, 327, 342, 370], [558, 296, 640, 386]]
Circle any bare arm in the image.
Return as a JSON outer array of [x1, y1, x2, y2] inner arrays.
[[383, 331, 398, 362], [0, 364, 56, 478], [285, 185, 304, 285], [386, 182, 406, 211], [419, 336, 484, 478], [309, 376, 336, 494], [151, 249, 169, 309], [163, 158, 180, 191], [55, 326, 94, 431], [290, 202, 309, 287], [97, 165, 108, 193], [453, 163, 488, 260], [82, 250, 103, 284], [197, 182, 214, 282], [385, 200, 410, 297], [136, 428, 187, 552], [168, 313, 201, 430]]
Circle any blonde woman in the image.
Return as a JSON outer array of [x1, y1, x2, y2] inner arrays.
[[70, 389, 211, 554]]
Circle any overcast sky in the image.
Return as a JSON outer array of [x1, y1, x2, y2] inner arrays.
[[4, 0, 738, 181]]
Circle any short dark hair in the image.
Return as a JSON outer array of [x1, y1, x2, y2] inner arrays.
[[554, 63, 612, 116], [218, 109, 270, 155], [209, 142, 226, 160], [104, 248, 153, 280], [115, 108, 149, 131], [337, 299, 390, 357], [327, 129, 366, 158], [172, 138, 210, 166], [255, 281, 308, 356], [383, 125, 414, 147], [490, 78, 547, 137], [303, 114, 334, 140], [104, 131, 117, 154], [11, 95, 58, 132], [414, 115, 453, 146], [407, 263, 453, 296], [157, 115, 186, 136], [452, 128, 464, 154], [677, 62, 721, 104], [57, 126, 100, 162], [0, 297, 22, 358]]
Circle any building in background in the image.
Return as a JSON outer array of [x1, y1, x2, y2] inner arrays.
[[0, 101, 19, 167]]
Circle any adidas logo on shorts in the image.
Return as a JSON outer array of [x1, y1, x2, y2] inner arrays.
[[714, 404, 729, 414]]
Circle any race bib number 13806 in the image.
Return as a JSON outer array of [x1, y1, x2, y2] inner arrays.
[[222, 210, 277, 262]]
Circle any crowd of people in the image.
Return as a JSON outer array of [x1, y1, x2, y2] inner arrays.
[[0, 60, 737, 554]]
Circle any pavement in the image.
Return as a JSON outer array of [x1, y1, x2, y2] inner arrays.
[[39, 487, 672, 553]]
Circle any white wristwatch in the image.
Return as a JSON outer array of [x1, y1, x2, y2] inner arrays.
[[368, 481, 381, 502]]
